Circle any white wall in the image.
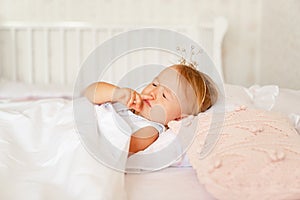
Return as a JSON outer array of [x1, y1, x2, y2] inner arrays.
[[0, 0, 299, 89], [260, 0, 300, 89]]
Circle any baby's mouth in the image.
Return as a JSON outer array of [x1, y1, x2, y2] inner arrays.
[[143, 100, 151, 107]]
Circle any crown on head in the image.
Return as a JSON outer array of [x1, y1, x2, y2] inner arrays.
[[176, 45, 202, 69]]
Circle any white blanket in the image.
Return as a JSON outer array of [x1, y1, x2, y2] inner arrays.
[[0, 99, 127, 200]]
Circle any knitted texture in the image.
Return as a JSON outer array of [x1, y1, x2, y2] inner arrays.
[[170, 106, 300, 200]]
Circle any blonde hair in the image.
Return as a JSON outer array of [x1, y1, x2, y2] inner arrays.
[[172, 64, 218, 114]]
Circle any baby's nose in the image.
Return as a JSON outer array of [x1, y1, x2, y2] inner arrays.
[[149, 91, 156, 99], [141, 93, 154, 100]]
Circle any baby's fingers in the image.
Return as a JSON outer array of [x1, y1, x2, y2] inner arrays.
[[127, 90, 136, 107], [133, 94, 143, 111]]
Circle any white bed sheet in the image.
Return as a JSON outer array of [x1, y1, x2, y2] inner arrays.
[[125, 167, 216, 200]]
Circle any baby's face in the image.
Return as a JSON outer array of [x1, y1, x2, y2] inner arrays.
[[138, 67, 197, 125]]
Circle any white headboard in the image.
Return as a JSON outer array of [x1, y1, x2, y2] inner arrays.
[[0, 17, 227, 87]]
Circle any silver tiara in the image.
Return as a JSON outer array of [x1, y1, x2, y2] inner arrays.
[[176, 45, 202, 68]]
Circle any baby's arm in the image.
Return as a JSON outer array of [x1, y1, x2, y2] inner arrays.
[[84, 82, 118, 104], [129, 126, 159, 155], [85, 82, 158, 155], [85, 82, 152, 111]]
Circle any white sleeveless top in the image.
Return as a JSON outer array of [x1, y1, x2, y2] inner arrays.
[[94, 102, 165, 152]]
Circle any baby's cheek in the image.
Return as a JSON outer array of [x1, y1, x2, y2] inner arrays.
[[150, 105, 166, 125]]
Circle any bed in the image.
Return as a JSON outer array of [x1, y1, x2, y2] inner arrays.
[[1, 18, 300, 200]]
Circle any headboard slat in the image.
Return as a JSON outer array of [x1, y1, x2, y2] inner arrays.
[[27, 28, 33, 83], [60, 29, 66, 84], [44, 28, 49, 84], [77, 29, 82, 70], [11, 28, 17, 81]]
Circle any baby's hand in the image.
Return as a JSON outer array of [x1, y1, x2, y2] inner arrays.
[[113, 88, 152, 112], [129, 93, 153, 112]]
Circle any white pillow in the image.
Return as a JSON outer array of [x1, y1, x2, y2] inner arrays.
[[222, 84, 280, 111], [271, 87, 300, 114], [223, 84, 254, 108], [248, 84, 279, 110], [271, 87, 300, 134]]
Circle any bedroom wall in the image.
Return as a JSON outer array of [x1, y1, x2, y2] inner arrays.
[[260, 0, 300, 89], [0, 0, 299, 89]]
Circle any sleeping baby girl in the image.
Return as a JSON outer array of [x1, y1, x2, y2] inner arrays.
[[85, 64, 300, 199], [84, 64, 218, 155]]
